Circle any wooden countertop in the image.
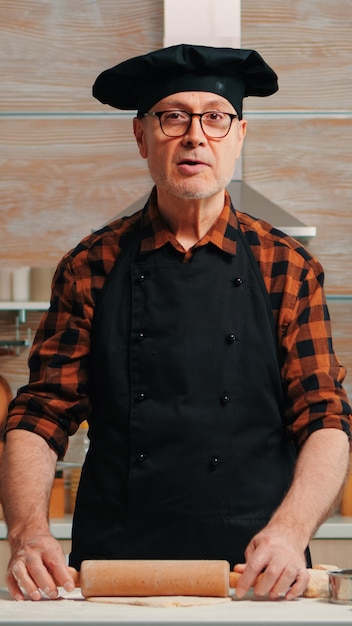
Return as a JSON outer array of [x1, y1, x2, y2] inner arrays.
[[1, 588, 352, 625]]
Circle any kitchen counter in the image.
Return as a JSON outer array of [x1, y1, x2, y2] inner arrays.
[[2, 515, 352, 541], [1, 517, 352, 624], [1, 588, 352, 626], [313, 516, 352, 539], [0, 517, 73, 540]]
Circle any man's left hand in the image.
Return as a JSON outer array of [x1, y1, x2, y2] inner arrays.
[[234, 524, 310, 600]]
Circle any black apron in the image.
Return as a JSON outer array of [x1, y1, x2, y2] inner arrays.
[[69, 207, 298, 569]]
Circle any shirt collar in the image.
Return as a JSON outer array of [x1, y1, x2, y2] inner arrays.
[[140, 187, 238, 256]]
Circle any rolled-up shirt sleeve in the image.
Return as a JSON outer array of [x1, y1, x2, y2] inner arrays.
[[280, 258, 351, 449], [4, 209, 140, 458], [237, 208, 352, 451], [5, 255, 94, 458], [4, 208, 142, 458]]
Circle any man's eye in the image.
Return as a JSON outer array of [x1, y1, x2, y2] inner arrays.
[[164, 111, 187, 121], [205, 112, 223, 121]]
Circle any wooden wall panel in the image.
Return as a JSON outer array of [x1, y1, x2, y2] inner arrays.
[[1, 117, 152, 265], [242, 117, 352, 292], [241, 0, 352, 111], [1, 0, 351, 403], [2, 114, 351, 290], [0, 0, 163, 112]]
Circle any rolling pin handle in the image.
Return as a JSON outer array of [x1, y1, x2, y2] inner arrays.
[[67, 566, 80, 588], [229, 571, 241, 588]]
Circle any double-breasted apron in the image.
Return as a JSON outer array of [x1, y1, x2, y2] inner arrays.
[[69, 206, 298, 570]]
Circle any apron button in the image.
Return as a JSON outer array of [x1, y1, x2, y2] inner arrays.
[[209, 456, 220, 470]]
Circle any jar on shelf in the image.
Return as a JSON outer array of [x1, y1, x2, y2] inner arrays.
[[49, 470, 65, 518], [0, 375, 12, 520], [341, 455, 352, 516], [63, 420, 89, 514]]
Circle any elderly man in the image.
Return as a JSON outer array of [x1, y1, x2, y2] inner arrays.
[[1, 44, 351, 602]]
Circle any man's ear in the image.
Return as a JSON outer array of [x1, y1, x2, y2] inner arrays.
[[133, 117, 148, 159], [235, 119, 247, 159]]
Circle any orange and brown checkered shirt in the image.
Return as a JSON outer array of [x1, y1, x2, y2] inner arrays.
[[5, 188, 352, 458]]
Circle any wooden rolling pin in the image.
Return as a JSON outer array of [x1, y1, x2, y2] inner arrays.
[[68, 561, 335, 599], [69, 560, 231, 598]]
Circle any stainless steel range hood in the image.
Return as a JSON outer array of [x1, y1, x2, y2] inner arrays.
[[227, 181, 316, 239]]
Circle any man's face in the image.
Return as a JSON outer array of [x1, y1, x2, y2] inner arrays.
[[133, 91, 247, 202]]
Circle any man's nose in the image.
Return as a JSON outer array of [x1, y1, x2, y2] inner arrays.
[[182, 115, 207, 143]]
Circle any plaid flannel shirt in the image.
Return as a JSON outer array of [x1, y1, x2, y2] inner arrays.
[[5, 188, 351, 458]]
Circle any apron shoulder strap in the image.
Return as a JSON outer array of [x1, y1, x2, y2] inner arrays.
[[236, 213, 283, 368], [93, 214, 144, 324]]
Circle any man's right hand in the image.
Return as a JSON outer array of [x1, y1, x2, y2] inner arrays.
[[7, 531, 75, 601], [0, 430, 75, 600]]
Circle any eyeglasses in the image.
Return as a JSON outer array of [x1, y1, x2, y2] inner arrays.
[[144, 109, 239, 138]]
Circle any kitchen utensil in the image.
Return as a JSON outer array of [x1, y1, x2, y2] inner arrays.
[[0, 374, 12, 432], [329, 569, 352, 604], [69, 560, 231, 598]]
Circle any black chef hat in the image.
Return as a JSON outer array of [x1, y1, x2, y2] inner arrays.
[[92, 43, 278, 119]]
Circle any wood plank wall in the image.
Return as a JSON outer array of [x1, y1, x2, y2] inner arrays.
[[241, 0, 352, 400], [1, 0, 351, 402], [241, 0, 352, 292]]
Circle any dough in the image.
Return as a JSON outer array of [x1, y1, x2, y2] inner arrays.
[[313, 563, 339, 571], [86, 595, 232, 607], [303, 565, 338, 599]]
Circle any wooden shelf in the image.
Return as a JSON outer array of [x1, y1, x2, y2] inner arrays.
[[0, 302, 48, 311]]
